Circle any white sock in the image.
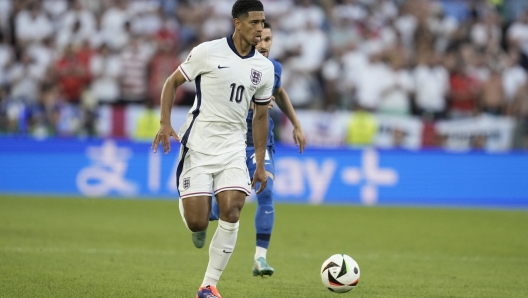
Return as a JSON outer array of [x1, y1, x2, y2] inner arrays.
[[254, 246, 267, 261], [201, 220, 239, 287]]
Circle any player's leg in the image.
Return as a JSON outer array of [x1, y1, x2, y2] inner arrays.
[[253, 174, 274, 276], [254, 176, 274, 252], [179, 198, 212, 295], [176, 147, 213, 249], [200, 152, 251, 291], [200, 189, 246, 287], [251, 147, 276, 276], [179, 195, 212, 232], [194, 193, 220, 249], [202, 150, 251, 225], [180, 196, 210, 249]]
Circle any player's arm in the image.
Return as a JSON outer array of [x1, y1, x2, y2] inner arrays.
[[273, 87, 306, 153], [151, 69, 187, 154], [252, 101, 269, 194], [152, 44, 208, 154]]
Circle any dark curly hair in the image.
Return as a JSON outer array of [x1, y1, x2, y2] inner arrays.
[[264, 21, 271, 30], [231, 0, 264, 19]]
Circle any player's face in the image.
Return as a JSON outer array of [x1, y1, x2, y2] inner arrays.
[[256, 28, 273, 58], [236, 11, 265, 46]]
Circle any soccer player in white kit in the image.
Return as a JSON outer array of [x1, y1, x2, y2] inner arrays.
[[151, 1, 273, 297]]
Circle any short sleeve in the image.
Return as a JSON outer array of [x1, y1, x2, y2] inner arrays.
[[178, 43, 209, 82], [253, 65, 274, 105]]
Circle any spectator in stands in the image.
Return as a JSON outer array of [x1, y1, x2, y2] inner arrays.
[[507, 10, 528, 69], [148, 38, 182, 106], [286, 19, 327, 74], [42, 0, 68, 22], [413, 1, 435, 64], [89, 43, 121, 104], [26, 37, 56, 75], [7, 50, 44, 103], [394, 0, 418, 50], [467, 48, 491, 84], [15, 2, 53, 47], [502, 48, 527, 108], [56, 19, 88, 52], [0, 0, 12, 35], [353, 48, 389, 112], [333, 0, 367, 23], [175, 0, 209, 45], [327, 16, 358, 51], [429, 3, 458, 54], [101, 0, 129, 43], [130, 3, 163, 37], [321, 47, 343, 109], [413, 52, 449, 120], [281, 0, 326, 32], [447, 56, 480, 119], [480, 68, 505, 116], [470, 10, 501, 50], [54, 43, 91, 103], [58, 0, 96, 49], [378, 49, 414, 116], [281, 68, 319, 109], [201, 9, 233, 40], [340, 40, 368, 106], [119, 35, 155, 104], [0, 32, 12, 85]]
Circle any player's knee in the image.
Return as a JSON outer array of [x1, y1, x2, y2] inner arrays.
[[185, 217, 209, 232], [221, 206, 241, 223]]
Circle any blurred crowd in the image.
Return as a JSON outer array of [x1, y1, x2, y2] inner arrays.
[[0, 0, 528, 146]]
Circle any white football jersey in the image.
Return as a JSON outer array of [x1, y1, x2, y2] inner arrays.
[[177, 36, 274, 155]]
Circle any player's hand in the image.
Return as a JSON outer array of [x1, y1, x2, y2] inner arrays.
[[152, 122, 180, 154], [252, 167, 268, 194], [293, 126, 306, 153], [268, 96, 275, 110]]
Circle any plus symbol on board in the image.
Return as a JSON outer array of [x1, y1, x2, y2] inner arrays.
[[341, 149, 398, 205]]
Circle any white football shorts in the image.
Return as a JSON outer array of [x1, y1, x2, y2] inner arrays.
[[176, 146, 251, 199]]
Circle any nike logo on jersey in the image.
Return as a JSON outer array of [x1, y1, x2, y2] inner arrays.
[[223, 250, 232, 253], [264, 211, 274, 214], [218, 65, 229, 69]]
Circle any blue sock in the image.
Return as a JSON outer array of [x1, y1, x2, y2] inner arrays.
[[210, 195, 220, 221], [255, 178, 274, 249]]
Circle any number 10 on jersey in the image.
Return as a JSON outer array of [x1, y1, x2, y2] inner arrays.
[[229, 83, 245, 103]]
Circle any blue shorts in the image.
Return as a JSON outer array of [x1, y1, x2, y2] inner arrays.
[[246, 146, 275, 179]]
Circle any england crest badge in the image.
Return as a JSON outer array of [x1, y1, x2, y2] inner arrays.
[[250, 69, 262, 85], [183, 177, 190, 190]]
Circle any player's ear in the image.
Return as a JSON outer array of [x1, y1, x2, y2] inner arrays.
[[233, 18, 242, 30]]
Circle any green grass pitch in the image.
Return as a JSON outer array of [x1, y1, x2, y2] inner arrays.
[[1, 196, 527, 298]]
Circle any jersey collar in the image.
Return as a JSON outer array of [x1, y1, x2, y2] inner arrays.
[[227, 35, 255, 59]]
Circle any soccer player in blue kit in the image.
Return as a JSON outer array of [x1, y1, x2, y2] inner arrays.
[[193, 21, 307, 278]]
